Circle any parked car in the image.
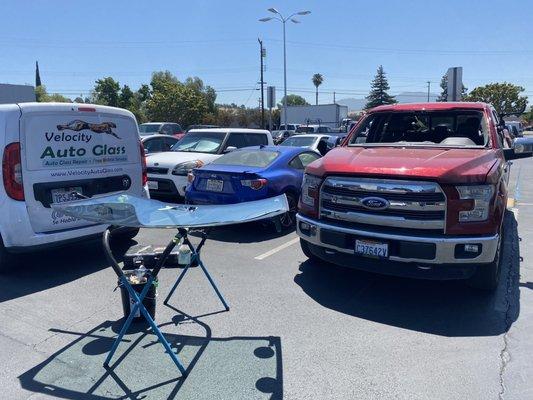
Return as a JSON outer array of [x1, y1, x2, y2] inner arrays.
[[146, 128, 273, 199], [185, 146, 321, 229], [272, 129, 294, 145], [297, 102, 532, 291], [505, 121, 523, 137], [0, 103, 148, 271], [141, 134, 178, 154], [295, 125, 332, 134], [326, 133, 348, 150], [279, 134, 331, 155], [185, 124, 219, 132], [139, 122, 185, 139]]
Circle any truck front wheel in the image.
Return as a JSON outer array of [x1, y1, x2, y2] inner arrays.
[[467, 233, 502, 292]]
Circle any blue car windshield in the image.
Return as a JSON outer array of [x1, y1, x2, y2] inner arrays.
[[212, 150, 279, 168]]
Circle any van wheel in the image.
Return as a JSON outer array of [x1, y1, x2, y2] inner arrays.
[[467, 232, 502, 292], [111, 228, 140, 243], [0, 238, 16, 273]]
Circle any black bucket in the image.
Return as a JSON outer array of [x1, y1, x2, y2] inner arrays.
[[119, 272, 157, 322]]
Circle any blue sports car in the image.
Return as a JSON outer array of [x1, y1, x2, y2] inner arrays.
[[185, 146, 321, 228]]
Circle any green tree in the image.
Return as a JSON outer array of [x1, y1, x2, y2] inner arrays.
[[364, 65, 396, 109], [35, 85, 71, 103], [146, 82, 208, 127], [278, 94, 309, 107], [312, 73, 324, 105], [437, 74, 468, 102], [118, 85, 135, 109], [464, 83, 528, 116], [150, 71, 180, 93], [93, 77, 120, 106]]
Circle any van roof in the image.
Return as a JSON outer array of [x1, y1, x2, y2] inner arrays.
[[0, 102, 136, 119], [187, 128, 270, 134]]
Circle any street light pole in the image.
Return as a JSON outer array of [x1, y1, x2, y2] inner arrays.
[[282, 21, 287, 128], [259, 8, 311, 130]]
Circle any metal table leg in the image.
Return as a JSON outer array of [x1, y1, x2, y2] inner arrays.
[[164, 228, 229, 311], [102, 229, 187, 376]]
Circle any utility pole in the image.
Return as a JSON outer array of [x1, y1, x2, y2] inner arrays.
[[333, 91, 336, 103], [427, 81, 431, 102], [258, 38, 265, 129]]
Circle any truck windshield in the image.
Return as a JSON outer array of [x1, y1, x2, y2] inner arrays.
[[348, 110, 489, 148]]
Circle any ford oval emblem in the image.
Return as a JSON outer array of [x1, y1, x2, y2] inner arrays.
[[361, 197, 389, 210]]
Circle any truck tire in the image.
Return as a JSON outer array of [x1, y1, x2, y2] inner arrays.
[[467, 232, 502, 292], [0, 237, 16, 274]]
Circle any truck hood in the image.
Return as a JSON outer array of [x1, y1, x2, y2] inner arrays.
[[146, 151, 220, 168], [307, 146, 499, 184]]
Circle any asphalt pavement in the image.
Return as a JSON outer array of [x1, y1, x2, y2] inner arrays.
[[1, 157, 533, 399]]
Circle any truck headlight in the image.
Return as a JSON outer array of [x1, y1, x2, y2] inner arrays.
[[456, 185, 494, 222], [172, 160, 204, 176], [301, 174, 322, 207]]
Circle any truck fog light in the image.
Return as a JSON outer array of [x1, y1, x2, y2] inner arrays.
[[464, 244, 479, 253], [299, 221, 317, 237]]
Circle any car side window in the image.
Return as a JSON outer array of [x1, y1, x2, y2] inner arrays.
[[143, 138, 162, 153], [225, 133, 248, 149], [160, 124, 172, 135], [163, 137, 177, 151], [171, 124, 182, 134], [246, 133, 269, 146], [289, 152, 320, 170]]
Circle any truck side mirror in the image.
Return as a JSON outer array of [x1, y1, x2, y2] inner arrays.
[[504, 139, 533, 161]]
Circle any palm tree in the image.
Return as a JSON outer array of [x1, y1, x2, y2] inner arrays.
[[312, 73, 324, 105]]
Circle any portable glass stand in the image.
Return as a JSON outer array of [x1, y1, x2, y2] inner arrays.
[[53, 193, 289, 376]]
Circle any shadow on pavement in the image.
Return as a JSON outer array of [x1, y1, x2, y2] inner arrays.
[[19, 314, 283, 400], [0, 237, 135, 303], [294, 211, 520, 337], [190, 221, 294, 244]]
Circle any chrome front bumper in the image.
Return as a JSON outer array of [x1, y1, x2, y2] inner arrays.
[[296, 214, 499, 265]]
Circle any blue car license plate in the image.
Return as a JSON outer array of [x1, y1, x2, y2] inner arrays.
[[206, 179, 223, 192]]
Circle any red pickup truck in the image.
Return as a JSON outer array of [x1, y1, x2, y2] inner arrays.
[[297, 102, 530, 291]]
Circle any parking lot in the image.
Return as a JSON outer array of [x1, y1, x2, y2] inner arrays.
[[0, 149, 530, 399]]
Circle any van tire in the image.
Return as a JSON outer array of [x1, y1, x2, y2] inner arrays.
[[0, 238, 16, 273], [467, 231, 502, 292]]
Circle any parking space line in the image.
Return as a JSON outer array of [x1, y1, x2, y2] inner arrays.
[[254, 237, 300, 260]]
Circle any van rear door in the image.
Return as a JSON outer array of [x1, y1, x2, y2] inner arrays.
[[19, 104, 143, 233]]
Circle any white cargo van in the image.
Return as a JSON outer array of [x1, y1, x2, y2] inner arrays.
[[0, 103, 149, 271]]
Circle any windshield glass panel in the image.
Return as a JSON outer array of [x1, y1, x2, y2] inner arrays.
[[172, 131, 225, 154], [212, 150, 279, 168], [348, 110, 488, 147], [281, 136, 316, 147], [139, 124, 162, 134]]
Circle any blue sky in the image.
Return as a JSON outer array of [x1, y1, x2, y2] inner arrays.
[[1, 0, 531, 106]]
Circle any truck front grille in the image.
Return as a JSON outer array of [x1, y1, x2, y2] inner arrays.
[[320, 177, 446, 231]]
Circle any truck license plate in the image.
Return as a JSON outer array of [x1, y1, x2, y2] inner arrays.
[[355, 239, 388, 258], [51, 187, 83, 204], [147, 180, 158, 190], [206, 179, 224, 192]]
